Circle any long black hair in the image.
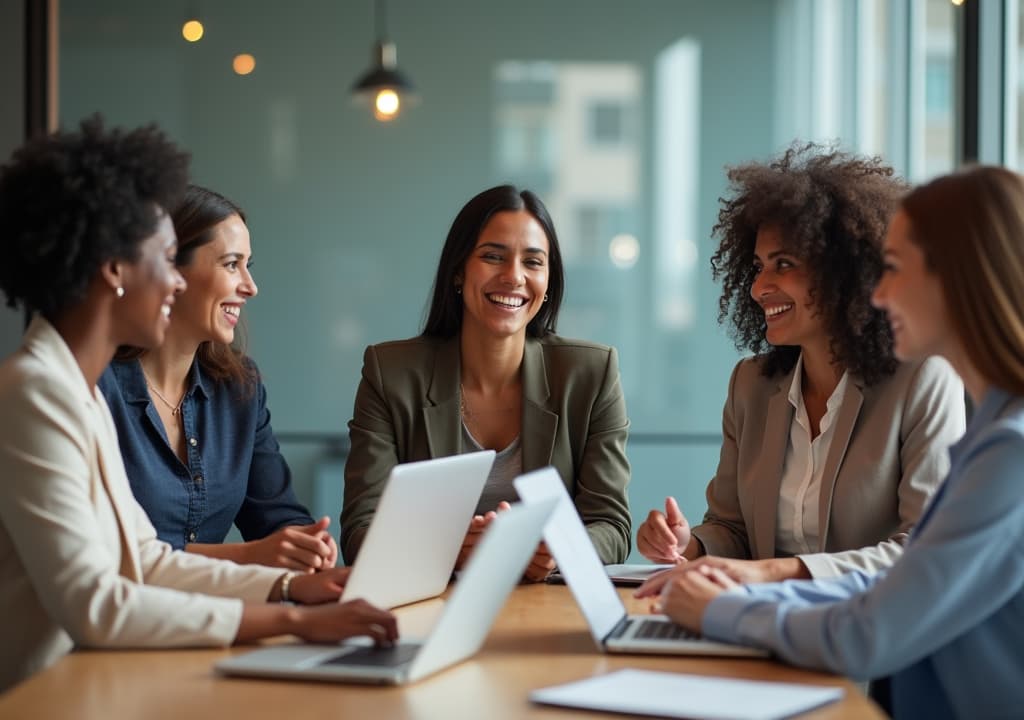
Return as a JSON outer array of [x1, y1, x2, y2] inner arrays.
[[422, 185, 564, 338]]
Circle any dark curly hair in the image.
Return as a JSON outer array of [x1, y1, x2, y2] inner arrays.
[[0, 115, 189, 319], [710, 143, 905, 385]]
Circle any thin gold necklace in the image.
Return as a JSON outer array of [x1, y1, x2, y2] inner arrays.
[[459, 382, 516, 420], [142, 370, 187, 416]]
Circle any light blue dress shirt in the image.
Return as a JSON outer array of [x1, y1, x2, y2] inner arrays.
[[703, 387, 1024, 720]]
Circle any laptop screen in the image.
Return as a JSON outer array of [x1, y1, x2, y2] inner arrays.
[[514, 468, 626, 644]]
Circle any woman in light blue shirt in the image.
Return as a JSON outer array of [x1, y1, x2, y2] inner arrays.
[[638, 166, 1024, 719]]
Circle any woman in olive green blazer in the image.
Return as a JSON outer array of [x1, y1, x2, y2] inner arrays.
[[341, 186, 631, 575]]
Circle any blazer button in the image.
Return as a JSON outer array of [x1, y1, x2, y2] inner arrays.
[[189, 437, 198, 447], [188, 532, 197, 542]]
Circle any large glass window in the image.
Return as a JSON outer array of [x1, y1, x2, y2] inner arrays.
[[57, 0, 962, 557]]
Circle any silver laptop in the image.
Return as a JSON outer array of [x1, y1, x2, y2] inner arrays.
[[215, 497, 558, 685], [340, 450, 495, 609], [514, 468, 768, 658]]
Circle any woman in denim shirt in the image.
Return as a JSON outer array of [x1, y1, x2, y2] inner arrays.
[[99, 185, 337, 573]]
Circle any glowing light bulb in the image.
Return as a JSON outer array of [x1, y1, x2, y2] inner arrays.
[[181, 19, 204, 42], [233, 54, 256, 76], [374, 89, 400, 121]]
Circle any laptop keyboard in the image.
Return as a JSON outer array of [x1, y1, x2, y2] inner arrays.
[[319, 644, 421, 668], [632, 618, 699, 641]]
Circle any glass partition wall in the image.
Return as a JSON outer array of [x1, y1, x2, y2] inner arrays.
[[59, 0, 959, 557]]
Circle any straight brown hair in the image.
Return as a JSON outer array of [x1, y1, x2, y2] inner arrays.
[[902, 166, 1024, 395]]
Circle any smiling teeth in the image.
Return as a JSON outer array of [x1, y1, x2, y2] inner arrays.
[[223, 305, 240, 317], [764, 304, 793, 318], [488, 294, 526, 308], [161, 305, 171, 318]]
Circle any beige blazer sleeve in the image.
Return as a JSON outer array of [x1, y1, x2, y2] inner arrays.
[[0, 328, 282, 688], [797, 356, 965, 576]]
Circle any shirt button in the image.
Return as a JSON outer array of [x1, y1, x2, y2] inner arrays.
[[188, 532, 197, 542], [194, 475, 203, 484], [189, 437, 197, 447]]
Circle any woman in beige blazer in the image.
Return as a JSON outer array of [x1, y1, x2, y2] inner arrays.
[[341, 186, 631, 577], [636, 144, 965, 581], [0, 119, 395, 692]]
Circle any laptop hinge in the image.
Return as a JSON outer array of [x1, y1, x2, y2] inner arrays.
[[604, 614, 632, 644]]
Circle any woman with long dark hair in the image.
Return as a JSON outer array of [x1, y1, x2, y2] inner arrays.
[[100, 185, 336, 573], [341, 185, 631, 579]]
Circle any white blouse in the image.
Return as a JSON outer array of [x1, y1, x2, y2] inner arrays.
[[775, 354, 851, 555]]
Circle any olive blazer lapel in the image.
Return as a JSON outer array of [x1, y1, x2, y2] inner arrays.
[[423, 338, 462, 459], [420, 337, 558, 468], [521, 338, 558, 471]]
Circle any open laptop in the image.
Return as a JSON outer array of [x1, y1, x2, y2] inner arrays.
[[215, 497, 559, 685], [340, 450, 495, 609], [514, 468, 768, 658]]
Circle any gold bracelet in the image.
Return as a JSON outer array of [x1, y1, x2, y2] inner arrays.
[[280, 571, 299, 603]]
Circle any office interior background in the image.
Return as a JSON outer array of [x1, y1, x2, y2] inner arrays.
[[0, 0, 1019, 559]]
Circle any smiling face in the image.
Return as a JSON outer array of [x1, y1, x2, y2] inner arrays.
[[749, 224, 826, 351], [872, 210, 949, 361], [171, 213, 257, 346], [457, 210, 550, 341], [117, 211, 186, 349]]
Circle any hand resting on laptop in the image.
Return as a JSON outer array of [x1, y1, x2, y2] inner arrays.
[[457, 500, 556, 582]]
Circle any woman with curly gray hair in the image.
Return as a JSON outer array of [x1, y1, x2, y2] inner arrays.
[[636, 144, 965, 583]]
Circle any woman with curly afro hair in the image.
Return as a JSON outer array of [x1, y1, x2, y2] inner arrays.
[[0, 117, 396, 691], [636, 143, 965, 583]]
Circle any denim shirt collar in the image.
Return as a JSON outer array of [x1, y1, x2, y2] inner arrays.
[[111, 357, 212, 405]]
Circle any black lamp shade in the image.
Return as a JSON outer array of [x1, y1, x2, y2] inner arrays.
[[351, 66, 415, 95]]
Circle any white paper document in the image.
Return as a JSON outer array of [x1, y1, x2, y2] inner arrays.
[[603, 563, 674, 585], [530, 669, 845, 720]]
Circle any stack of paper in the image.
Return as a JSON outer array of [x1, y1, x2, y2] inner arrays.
[[530, 669, 844, 720]]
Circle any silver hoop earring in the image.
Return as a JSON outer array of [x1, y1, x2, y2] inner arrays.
[[116, 287, 125, 299], [455, 286, 462, 295], [543, 293, 548, 302]]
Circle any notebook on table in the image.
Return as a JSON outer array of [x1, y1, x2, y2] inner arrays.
[[514, 467, 768, 658], [530, 669, 843, 719], [548, 563, 675, 587], [215, 497, 559, 685], [340, 450, 495, 609]]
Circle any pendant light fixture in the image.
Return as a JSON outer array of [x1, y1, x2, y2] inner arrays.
[[351, 0, 416, 122]]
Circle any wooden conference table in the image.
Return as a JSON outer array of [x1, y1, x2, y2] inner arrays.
[[0, 584, 883, 720]]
